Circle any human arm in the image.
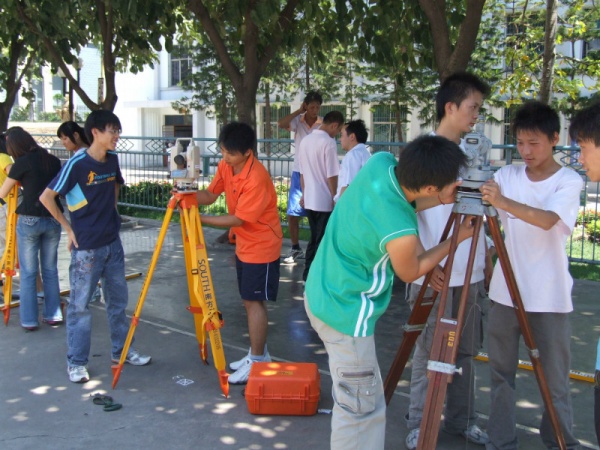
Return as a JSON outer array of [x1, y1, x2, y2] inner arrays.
[[200, 214, 243, 228], [39, 188, 78, 250], [327, 175, 338, 199], [0, 177, 18, 199], [196, 189, 220, 205], [299, 174, 305, 208], [480, 179, 560, 230], [277, 103, 306, 130], [386, 215, 475, 283]]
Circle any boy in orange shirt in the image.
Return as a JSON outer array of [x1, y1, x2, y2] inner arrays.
[[196, 122, 283, 384]]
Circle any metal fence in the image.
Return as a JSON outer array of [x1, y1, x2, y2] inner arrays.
[[33, 134, 600, 265]]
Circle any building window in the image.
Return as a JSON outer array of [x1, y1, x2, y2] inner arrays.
[[371, 104, 407, 155], [582, 20, 600, 58], [260, 106, 292, 155], [170, 45, 192, 87], [503, 106, 521, 161]]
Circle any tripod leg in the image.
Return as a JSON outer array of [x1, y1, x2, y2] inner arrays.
[[487, 214, 566, 450], [2, 186, 18, 325], [111, 198, 176, 389], [383, 213, 457, 404], [417, 214, 484, 450], [182, 202, 229, 397]]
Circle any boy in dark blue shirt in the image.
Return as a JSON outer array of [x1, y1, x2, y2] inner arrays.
[[40, 110, 151, 383]]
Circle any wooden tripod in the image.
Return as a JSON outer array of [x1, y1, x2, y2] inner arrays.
[[383, 192, 566, 450], [111, 191, 229, 397]]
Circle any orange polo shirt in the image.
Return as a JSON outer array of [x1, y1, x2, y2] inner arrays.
[[208, 153, 283, 264]]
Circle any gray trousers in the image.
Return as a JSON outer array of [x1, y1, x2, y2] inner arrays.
[[406, 281, 486, 433], [305, 296, 386, 450], [486, 302, 580, 450]]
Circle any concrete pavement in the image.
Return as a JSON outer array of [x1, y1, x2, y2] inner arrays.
[[0, 217, 598, 450]]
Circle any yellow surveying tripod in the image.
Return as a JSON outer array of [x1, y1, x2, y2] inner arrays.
[[1, 185, 19, 325], [111, 190, 229, 397]]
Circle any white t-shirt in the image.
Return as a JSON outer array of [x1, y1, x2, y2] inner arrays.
[[297, 129, 340, 212], [334, 143, 371, 202], [289, 114, 322, 172], [414, 136, 487, 287], [488, 165, 583, 312]]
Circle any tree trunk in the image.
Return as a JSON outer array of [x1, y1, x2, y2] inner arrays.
[[235, 81, 258, 155], [418, 0, 486, 81], [264, 82, 272, 174], [539, 0, 558, 104]]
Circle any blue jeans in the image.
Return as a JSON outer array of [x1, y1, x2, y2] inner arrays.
[[17, 215, 62, 327], [66, 238, 131, 367]]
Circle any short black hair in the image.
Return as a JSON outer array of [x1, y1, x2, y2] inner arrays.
[[569, 101, 600, 147], [84, 110, 122, 143], [218, 122, 255, 155], [512, 101, 560, 141], [323, 110, 344, 125], [57, 121, 90, 147], [396, 135, 467, 192], [436, 72, 490, 121], [0, 132, 6, 155], [345, 119, 368, 144], [304, 91, 323, 105]]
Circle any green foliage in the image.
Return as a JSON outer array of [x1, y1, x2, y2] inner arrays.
[[9, 106, 29, 121], [477, 0, 600, 114], [120, 181, 174, 209], [37, 111, 62, 122], [577, 209, 600, 225], [585, 220, 600, 242]]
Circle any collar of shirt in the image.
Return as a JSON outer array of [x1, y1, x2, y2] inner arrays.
[[300, 114, 323, 129]]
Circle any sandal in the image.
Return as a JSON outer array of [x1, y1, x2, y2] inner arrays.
[[91, 394, 122, 412]]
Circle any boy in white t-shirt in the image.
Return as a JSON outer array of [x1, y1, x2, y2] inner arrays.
[[568, 101, 600, 447], [481, 101, 583, 450], [335, 119, 370, 202]]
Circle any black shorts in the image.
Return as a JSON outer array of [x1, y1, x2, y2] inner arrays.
[[235, 255, 280, 301]]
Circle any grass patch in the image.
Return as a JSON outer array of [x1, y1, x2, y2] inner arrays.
[[569, 262, 600, 282]]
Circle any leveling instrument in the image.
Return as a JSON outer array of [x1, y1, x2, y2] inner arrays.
[[383, 125, 567, 449], [112, 139, 229, 397]]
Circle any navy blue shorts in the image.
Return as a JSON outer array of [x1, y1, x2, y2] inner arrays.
[[235, 255, 280, 301], [286, 171, 307, 217]]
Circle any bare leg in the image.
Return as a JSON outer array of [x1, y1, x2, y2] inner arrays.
[[243, 300, 268, 356], [288, 215, 300, 246]]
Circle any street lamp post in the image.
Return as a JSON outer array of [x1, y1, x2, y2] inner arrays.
[[71, 57, 84, 122]]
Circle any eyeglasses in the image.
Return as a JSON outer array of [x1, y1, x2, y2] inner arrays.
[[105, 128, 121, 136]]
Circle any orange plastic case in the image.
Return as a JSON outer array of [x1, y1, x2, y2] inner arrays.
[[245, 362, 321, 416]]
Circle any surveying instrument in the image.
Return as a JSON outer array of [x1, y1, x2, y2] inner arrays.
[[111, 139, 229, 397], [1, 185, 19, 325], [383, 124, 567, 449]]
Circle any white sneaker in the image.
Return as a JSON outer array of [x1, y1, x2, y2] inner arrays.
[[405, 428, 419, 450], [228, 358, 254, 385], [68, 365, 89, 383], [229, 348, 271, 371], [461, 424, 489, 445], [111, 348, 152, 366]]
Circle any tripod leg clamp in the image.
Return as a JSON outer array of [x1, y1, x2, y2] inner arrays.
[[403, 323, 426, 333], [427, 360, 462, 375]]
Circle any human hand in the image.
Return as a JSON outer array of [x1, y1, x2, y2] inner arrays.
[[480, 180, 504, 208], [457, 215, 476, 242], [429, 265, 445, 292], [299, 195, 304, 208], [67, 230, 78, 252]]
